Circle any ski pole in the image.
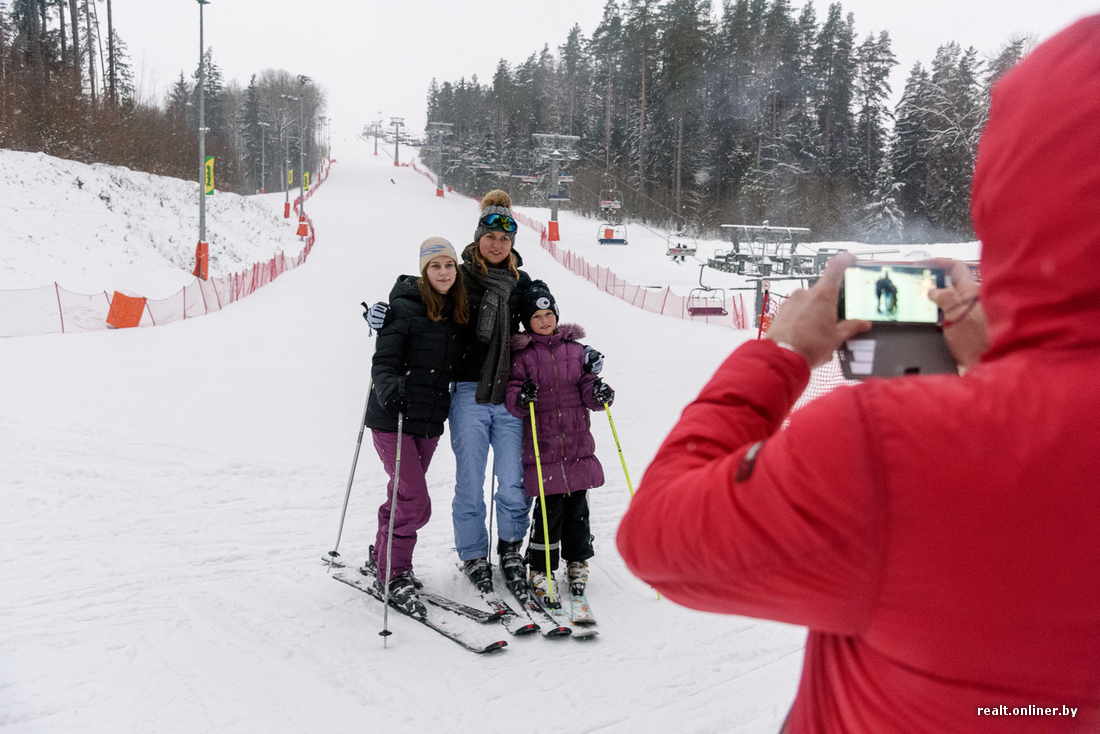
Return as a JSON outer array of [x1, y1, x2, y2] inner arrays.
[[604, 402, 660, 600], [382, 413, 409, 647], [380, 380, 406, 647], [604, 403, 634, 498], [326, 380, 372, 570], [488, 468, 495, 557], [528, 403, 555, 604]]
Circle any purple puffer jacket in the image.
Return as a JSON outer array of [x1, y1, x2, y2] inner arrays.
[[505, 323, 605, 498]]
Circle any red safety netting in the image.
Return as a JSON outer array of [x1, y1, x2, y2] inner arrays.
[[0, 162, 331, 337], [409, 161, 749, 330]]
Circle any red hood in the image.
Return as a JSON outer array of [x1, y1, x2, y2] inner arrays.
[[971, 15, 1100, 360]]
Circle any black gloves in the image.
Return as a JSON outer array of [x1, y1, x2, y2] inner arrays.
[[517, 380, 538, 407], [593, 378, 614, 406], [583, 346, 604, 374]]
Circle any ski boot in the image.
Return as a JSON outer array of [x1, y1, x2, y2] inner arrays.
[[529, 568, 561, 609], [462, 557, 494, 594], [375, 572, 427, 618], [364, 545, 423, 588], [497, 539, 529, 594], [566, 560, 589, 596]]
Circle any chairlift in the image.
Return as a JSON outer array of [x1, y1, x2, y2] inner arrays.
[[597, 223, 628, 245], [599, 189, 623, 214], [666, 231, 697, 263], [687, 264, 728, 317]]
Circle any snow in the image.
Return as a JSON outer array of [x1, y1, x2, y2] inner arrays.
[[0, 149, 305, 296], [0, 139, 978, 733]]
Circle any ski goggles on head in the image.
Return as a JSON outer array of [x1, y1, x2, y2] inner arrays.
[[480, 213, 518, 233]]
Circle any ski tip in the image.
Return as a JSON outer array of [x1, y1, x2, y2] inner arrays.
[[515, 624, 540, 636], [483, 640, 508, 653], [547, 626, 572, 637]]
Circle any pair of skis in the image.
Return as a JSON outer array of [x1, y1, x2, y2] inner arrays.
[[333, 567, 508, 654], [332, 560, 597, 652]]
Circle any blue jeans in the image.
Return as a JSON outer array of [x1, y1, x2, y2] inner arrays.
[[449, 382, 531, 561]]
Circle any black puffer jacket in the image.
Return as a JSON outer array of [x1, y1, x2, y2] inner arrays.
[[454, 242, 534, 383], [365, 275, 461, 438]]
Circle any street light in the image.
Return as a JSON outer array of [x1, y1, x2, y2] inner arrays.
[[278, 104, 293, 217], [258, 120, 270, 193], [281, 92, 303, 220], [391, 117, 404, 167], [195, 0, 211, 280]]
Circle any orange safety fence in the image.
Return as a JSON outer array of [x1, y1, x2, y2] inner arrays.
[[408, 160, 748, 330], [0, 160, 331, 338]]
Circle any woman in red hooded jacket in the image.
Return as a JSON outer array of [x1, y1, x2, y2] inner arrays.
[[617, 16, 1100, 733]]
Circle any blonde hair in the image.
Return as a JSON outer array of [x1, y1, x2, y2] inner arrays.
[[418, 261, 469, 324], [468, 243, 520, 279]]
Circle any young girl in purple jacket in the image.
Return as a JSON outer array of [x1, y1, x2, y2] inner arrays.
[[505, 281, 615, 603]]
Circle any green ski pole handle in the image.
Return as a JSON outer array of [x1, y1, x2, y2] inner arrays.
[[604, 403, 634, 498], [528, 402, 555, 605]]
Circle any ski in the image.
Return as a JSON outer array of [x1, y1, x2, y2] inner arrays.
[[569, 589, 597, 627], [419, 592, 503, 625], [480, 589, 540, 636], [506, 580, 572, 637], [535, 592, 598, 640], [333, 571, 507, 654]]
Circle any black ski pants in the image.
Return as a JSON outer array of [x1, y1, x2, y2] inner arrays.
[[525, 490, 594, 573]]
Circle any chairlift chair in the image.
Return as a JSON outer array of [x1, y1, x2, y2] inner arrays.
[[666, 231, 698, 263], [599, 189, 623, 215], [687, 264, 728, 317], [597, 223, 628, 245]]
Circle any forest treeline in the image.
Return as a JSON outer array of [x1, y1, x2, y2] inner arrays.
[[0, 0, 325, 196], [423, 0, 1031, 243]]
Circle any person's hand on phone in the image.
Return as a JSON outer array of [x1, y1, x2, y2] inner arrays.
[[766, 252, 871, 369], [924, 258, 990, 372]]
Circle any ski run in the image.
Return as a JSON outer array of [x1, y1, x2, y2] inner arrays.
[[1, 139, 979, 733]]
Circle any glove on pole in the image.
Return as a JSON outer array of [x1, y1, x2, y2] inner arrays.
[[604, 404, 634, 498], [528, 403, 556, 604], [326, 380, 372, 569], [380, 379, 406, 646]]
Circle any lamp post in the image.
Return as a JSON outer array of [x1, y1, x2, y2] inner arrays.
[[258, 120, 270, 193], [391, 117, 404, 166], [195, 0, 211, 280], [374, 113, 382, 156], [281, 92, 302, 217], [317, 115, 327, 185], [279, 107, 291, 217]]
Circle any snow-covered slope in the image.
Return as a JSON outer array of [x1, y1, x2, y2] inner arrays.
[[0, 149, 306, 296], [1, 139, 978, 733]]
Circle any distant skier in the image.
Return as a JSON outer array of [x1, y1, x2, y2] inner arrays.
[[364, 237, 469, 617], [505, 281, 614, 603], [875, 270, 898, 318]]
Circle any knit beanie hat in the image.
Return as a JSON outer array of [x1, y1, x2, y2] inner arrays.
[[419, 236, 459, 272], [521, 279, 559, 328], [473, 189, 518, 244]]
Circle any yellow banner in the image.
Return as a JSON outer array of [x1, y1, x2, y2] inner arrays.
[[204, 156, 214, 195], [287, 169, 293, 186], [304, 172, 310, 191]]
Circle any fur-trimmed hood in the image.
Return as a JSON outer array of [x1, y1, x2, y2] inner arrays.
[[511, 323, 586, 351]]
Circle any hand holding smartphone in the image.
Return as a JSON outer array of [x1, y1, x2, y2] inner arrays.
[[837, 262, 957, 378]]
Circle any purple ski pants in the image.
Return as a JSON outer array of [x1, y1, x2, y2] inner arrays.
[[371, 430, 439, 582]]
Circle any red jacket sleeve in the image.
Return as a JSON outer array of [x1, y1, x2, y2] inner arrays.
[[616, 339, 885, 634]]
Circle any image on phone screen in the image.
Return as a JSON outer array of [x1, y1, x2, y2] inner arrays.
[[843, 265, 939, 323]]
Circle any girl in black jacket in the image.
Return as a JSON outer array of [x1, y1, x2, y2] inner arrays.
[[365, 237, 468, 617]]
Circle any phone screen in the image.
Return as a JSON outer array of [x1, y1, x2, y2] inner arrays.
[[841, 264, 942, 323]]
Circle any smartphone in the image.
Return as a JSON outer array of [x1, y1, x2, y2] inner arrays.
[[837, 263, 956, 379], [838, 263, 945, 323]]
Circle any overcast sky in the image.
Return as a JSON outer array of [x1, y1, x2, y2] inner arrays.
[[115, 1, 1099, 138]]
